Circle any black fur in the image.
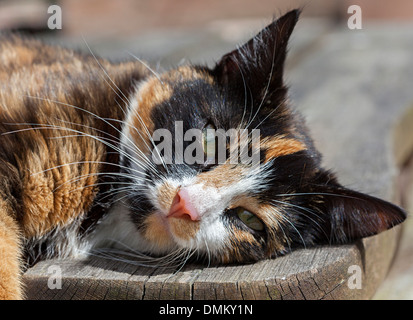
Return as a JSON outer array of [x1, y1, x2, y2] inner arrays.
[[126, 9, 406, 262]]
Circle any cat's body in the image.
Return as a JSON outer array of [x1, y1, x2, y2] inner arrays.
[[0, 35, 151, 298], [0, 10, 406, 299]]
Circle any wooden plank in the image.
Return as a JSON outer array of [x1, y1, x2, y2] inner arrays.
[[142, 264, 202, 300], [192, 264, 256, 300], [23, 21, 413, 300], [24, 256, 156, 300], [23, 233, 399, 300]]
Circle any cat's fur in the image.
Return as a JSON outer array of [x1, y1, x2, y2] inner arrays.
[[0, 10, 406, 299]]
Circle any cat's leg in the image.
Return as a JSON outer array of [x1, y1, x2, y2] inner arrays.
[[0, 204, 23, 300]]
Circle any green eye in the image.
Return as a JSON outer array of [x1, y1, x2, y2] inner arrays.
[[236, 208, 264, 231], [202, 123, 216, 162]]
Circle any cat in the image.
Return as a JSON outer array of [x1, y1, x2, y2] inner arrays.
[[0, 9, 406, 300]]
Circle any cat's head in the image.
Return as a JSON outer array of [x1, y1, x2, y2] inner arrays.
[[119, 9, 406, 264]]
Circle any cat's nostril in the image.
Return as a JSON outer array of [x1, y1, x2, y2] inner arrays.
[[167, 189, 200, 221]]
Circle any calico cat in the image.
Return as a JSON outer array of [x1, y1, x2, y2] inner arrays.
[[0, 9, 406, 299]]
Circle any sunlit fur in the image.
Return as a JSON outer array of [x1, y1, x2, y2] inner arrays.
[[0, 10, 406, 299]]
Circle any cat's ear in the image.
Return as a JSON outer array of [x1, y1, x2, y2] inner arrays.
[[212, 9, 300, 103], [309, 184, 407, 244]]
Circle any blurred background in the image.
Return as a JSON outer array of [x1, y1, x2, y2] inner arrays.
[[1, 0, 413, 300], [1, 0, 413, 34], [1, 0, 413, 65]]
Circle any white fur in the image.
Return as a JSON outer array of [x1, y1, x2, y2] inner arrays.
[[86, 160, 274, 259]]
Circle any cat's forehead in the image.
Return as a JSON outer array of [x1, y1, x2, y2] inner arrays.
[[136, 66, 215, 100], [130, 65, 217, 119], [124, 66, 216, 157], [162, 66, 215, 85]]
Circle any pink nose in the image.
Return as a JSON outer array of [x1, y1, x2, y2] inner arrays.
[[167, 189, 200, 221]]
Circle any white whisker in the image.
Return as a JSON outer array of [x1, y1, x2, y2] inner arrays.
[[126, 50, 164, 85]]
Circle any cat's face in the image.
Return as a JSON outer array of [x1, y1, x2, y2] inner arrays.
[[118, 10, 406, 264]]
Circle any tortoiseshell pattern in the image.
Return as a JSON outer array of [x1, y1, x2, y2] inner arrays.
[[0, 10, 405, 299]]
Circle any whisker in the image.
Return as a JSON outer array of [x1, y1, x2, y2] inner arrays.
[[99, 117, 165, 177], [245, 32, 278, 130], [54, 173, 149, 193], [278, 208, 307, 249], [270, 199, 324, 222], [128, 104, 170, 174], [230, 59, 249, 132], [202, 235, 211, 268], [81, 35, 132, 109], [249, 96, 287, 133], [126, 50, 164, 85], [270, 199, 328, 240], [275, 192, 363, 201], [30, 160, 143, 178], [4, 121, 159, 179], [77, 40, 168, 176], [22, 96, 159, 173], [89, 239, 193, 269]]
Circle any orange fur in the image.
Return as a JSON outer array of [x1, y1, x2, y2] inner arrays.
[[127, 67, 212, 155], [156, 181, 178, 212], [17, 129, 104, 238], [0, 201, 23, 300], [164, 66, 214, 84], [142, 214, 172, 249], [195, 163, 247, 189], [0, 35, 148, 299], [257, 203, 290, 254], [262, 135, 307, 161], [128, 77, 173, 154], [169, 218, 200, 241]]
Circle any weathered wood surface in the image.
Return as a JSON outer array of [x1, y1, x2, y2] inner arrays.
[[373, 138, 413, 299], [23, 20, 413, 300]]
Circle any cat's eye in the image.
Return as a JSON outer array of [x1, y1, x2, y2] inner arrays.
[[236, 208, 264, 231], [202, 123, 216, 163]]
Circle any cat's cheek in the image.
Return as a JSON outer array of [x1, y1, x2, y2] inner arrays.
[[141, 212, 202, 250], [142, 213, 175, 250], [168, 218, 200, 242], [194, 219, 230, 256]]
